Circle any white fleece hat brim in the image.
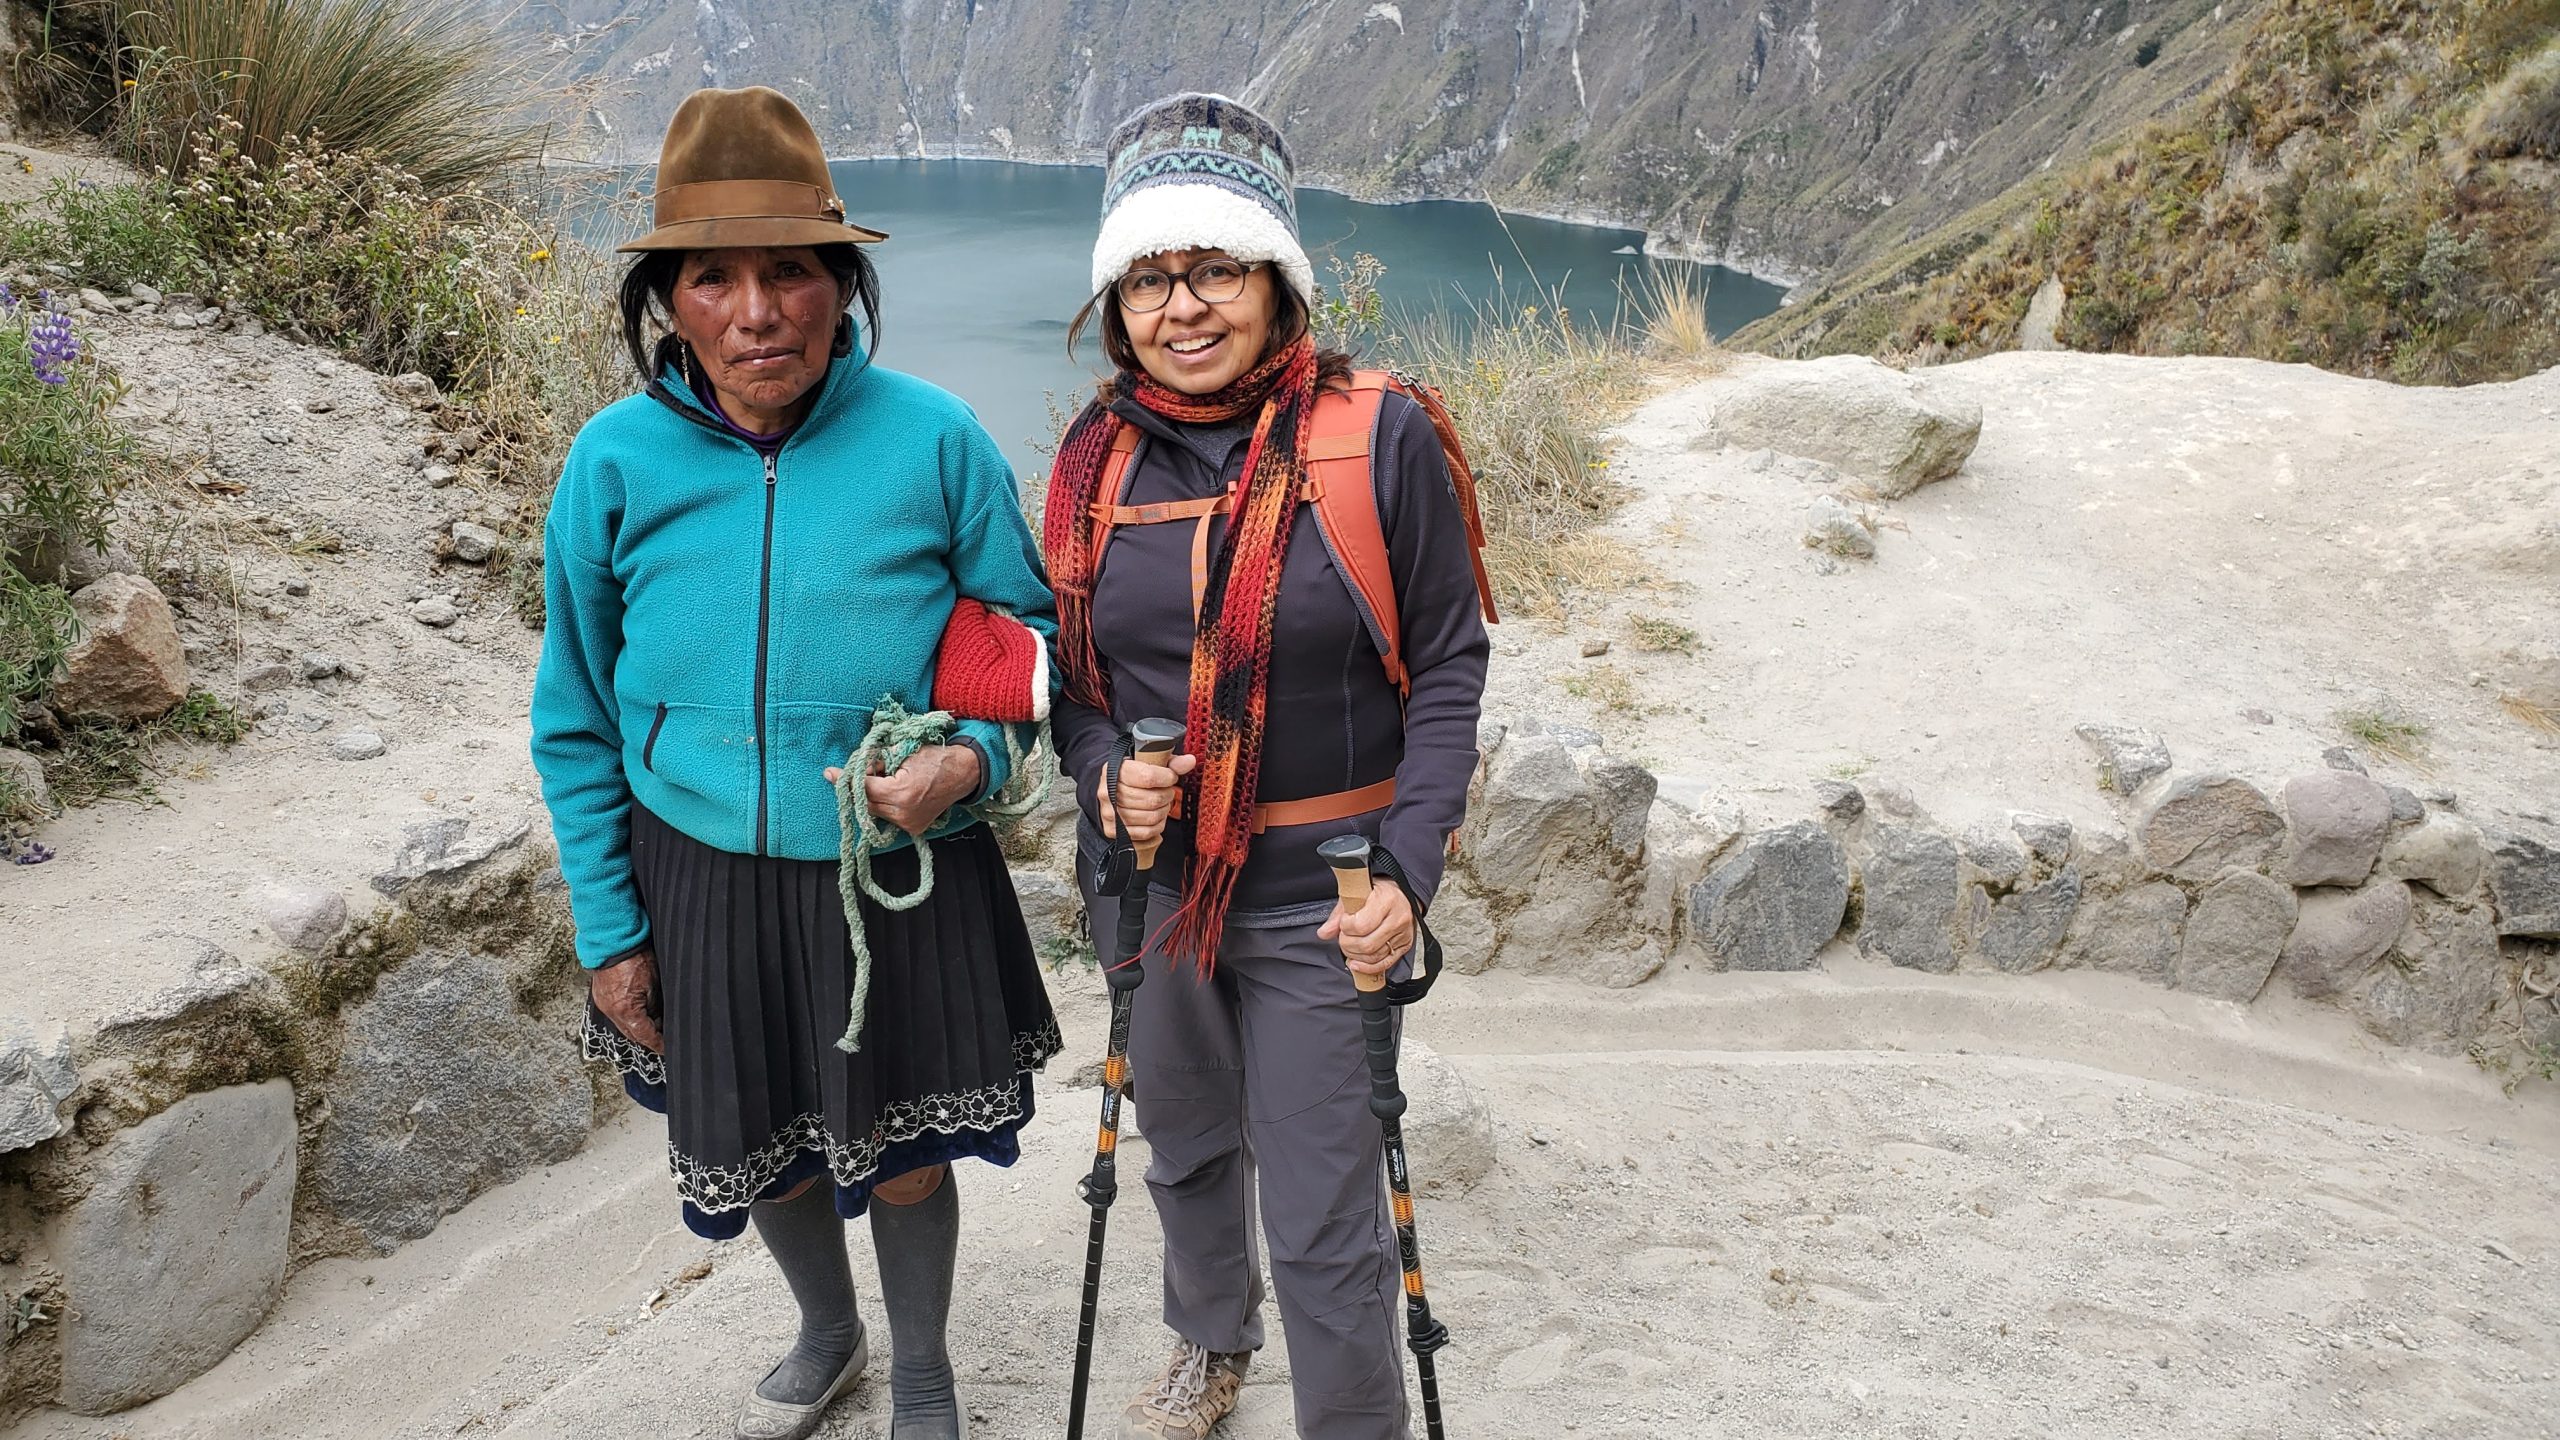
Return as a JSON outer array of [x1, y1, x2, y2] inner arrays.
[[1091, 182, 1315, 306]]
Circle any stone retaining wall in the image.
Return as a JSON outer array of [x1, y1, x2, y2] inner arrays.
[[1434, 716, 2560, 1060], [0, 816, 597, 1421]]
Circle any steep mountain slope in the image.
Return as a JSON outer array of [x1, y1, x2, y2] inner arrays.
[[519, 0, 2260, 284], [1741, 0, 2560, 383]]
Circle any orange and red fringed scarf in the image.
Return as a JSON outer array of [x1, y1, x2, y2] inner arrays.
[[1043, 335, 1320, 971]]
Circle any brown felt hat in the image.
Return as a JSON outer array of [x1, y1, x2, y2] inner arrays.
[[618, 86, 886, 253]]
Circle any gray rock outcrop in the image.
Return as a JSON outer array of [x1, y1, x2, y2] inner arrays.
[[1687, 822, 1851, 971], [57, 1082, 296, 1414], [1962, 867, 2082, 974], [2381, 811, 2488, 898], [314, 951, 592, 1249], [1707, 356, 1982, 497], [51, 573, 189, 722], [2350, 897, 2500, 1054]]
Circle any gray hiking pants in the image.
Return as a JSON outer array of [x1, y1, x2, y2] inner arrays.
[[1123, 893, 1412, 1440]]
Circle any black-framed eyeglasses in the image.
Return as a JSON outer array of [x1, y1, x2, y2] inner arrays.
[[1114, 258, 1266, 313]]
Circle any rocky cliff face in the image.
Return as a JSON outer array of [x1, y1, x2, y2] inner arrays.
[[519, 0, 2257, 284]]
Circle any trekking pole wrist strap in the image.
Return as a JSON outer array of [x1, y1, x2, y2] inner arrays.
[[1367, 842, 1443, 1006]]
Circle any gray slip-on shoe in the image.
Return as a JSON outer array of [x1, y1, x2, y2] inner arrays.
[[736, 1326, 870, 1440], [889, 1386, 967, 1439]]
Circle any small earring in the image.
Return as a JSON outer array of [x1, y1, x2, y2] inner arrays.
[[679, 342, 695, 389]]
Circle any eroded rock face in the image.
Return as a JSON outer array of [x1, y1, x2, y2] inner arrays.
[[2063, 881, 2188, 982], [314, 950, 592, 1250], [0, 1017, 78, 1154], [58, 1082, 296, 1414], [1687, 822, 1850, 972], [51, 573, 188, 722], [1963, 867, 2082, 975], [2173, 870, 2297, 1004], [1707, 355, 1982, 497]]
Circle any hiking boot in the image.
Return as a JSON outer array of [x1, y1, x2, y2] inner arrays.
[[1117, 1338, 1248, 1439]]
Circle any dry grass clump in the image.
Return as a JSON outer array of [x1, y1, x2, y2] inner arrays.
[[1390, 286, 1645, 618]]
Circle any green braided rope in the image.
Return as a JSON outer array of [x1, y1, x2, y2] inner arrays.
[[832, 694, 1053, 1053]]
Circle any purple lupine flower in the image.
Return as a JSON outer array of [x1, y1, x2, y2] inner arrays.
[[0, 281, 16, 314], [9, 838, 53, 866], [28, 308, 78, 385]]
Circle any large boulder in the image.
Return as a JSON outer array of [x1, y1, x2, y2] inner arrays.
[[2276, 880, 2414, 1001], [0, 745, 51, 817], [1429, 875, 1499, 976], [2138, 774, 2286, 883], [2381, 811, 2488, 899], [2274, 771, 2391, 888], [1687, 822, 1851, 972], [1399, 1040, 1495, 1198], [50, 573, 189, 722], [2349, 897, 2501, 1053], [1635, 797, 1740, 963], [2486, 827, 2560, 938], [1455, 725, 1659, 983], [314, 950, 592, 1249], [1705, 356, 1982, 497], [2062, 881, 2188, 983], [0, 1016, 78, 1153], [57, 1082, 296, 1414], [2172, 869, 2298, 1003], [1857, 824, 1962, 973]]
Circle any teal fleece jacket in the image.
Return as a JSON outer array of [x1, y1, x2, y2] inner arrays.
[[530, 351, 1056, 968]]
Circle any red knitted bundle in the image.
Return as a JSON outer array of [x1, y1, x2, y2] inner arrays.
[[933, 599, 1049, 723]]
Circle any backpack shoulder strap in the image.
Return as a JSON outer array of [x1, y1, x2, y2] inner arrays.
[[1307, 373, 1407, 695], [1087, 419, 1142, 578]]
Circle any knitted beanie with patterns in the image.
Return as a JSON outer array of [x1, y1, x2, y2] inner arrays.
[[1090, 92, 1314, 305]]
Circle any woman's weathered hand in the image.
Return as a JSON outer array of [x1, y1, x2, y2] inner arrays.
[[1320, 877, 1414, 978], [825, 743, 982, 837], [591, 948, 664, 1054], [1096, 752, 1197, 848]]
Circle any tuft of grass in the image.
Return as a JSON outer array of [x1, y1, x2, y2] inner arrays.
[[36, 688, 250, 808], [1387, 279, 1646, 619], [1628, 614, 1701, 655], [108, 0, 545, 192], [160, 689, 249, 744], [2500, 691, 2560, 735], [2337, 705, 2431, 765], [1562, 662, 1644, 716], [1, 178, 208, 293], [1631, 262, 1725, 364], [0, 567, 78, 740], [1825, 757, 1875, 779]]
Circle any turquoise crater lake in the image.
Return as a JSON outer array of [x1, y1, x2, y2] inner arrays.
[[574, 159, 1786, 479]]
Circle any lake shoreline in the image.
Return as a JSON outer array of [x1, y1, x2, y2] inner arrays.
[[548, 143, 1810, 294]]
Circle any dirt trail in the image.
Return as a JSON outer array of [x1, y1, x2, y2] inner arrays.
[[15, 971, 2558, 1440]]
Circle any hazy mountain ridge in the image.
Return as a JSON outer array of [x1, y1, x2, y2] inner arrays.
[[520, 0, 2259, 287]]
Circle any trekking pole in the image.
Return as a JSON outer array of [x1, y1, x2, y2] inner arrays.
[[1319, 834, 1454, 1440], [1067, 717, 1184, 1440]]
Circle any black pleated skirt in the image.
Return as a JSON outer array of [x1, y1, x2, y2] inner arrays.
[[581, 803, 1063, 1239]]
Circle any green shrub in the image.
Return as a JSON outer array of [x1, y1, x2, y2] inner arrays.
[[0, 566, 76, 741], [0, 293, 138, 564], [2465, 38, 2560, 161], [1, 178, 207, 292]]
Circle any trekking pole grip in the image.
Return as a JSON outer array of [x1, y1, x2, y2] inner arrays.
[[1127, 717, 1184, 873], [1319, 833, 1389, 996]]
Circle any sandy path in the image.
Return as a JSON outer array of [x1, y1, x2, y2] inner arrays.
[[18, 971, 2557, 1440]]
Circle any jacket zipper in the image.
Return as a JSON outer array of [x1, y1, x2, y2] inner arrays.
[[754, 449, 778, 855], [641, 702, 669, 773]]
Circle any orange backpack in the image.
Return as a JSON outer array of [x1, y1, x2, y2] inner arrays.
[[1089, 370, 1498, 700]]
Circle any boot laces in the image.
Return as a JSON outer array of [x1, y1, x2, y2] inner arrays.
[[1142, 1341, 1214, 1418]]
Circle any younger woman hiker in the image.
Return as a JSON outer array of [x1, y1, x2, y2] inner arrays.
[[530, 87, 1061, 1440], [1045, 92, 1492, 1440]]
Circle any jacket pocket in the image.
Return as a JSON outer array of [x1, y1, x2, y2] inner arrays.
[[640, 703, 670, 773], [633, 701, 757, 809], [765, 700, 880, 856]]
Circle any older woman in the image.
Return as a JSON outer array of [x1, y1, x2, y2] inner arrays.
[[531, 87, 1059, 1440], [1046, 94, 1490, 1440]]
